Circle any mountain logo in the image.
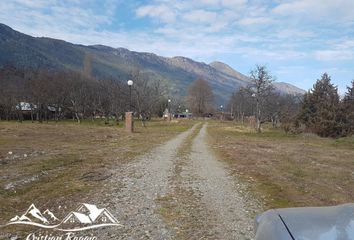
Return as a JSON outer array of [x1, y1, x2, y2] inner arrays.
[[1, 203, 122, 231]]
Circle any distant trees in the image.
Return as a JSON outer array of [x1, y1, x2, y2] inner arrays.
[[278, 94, 302, 134], [229, 87, 254, 122], [0, 66, 167, 123], [228, 65, 277, 133], [228, 65, 303, 133], [228, 86, 301, 133], [229, 66, 353, 138], [187, 79, 214, 117], [130, 69, 168, 125], [0, 67, 26, 121]]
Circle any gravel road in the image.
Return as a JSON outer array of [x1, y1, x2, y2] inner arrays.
[[97, 122, 260, 240]]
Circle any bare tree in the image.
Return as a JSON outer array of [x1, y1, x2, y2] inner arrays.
[[228, 87, 255, 123], [130, 69, 167, 126], [187, 79, 214, 117], [0, 66, 168, 124], [249, 65, 275, 133], [83, 53, 92, 78], [0, 67, 25, 121]]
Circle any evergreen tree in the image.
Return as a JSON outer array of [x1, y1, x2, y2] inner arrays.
[[298, 73, 340, 137], [341, 80, 354, 135], [298, 91, 313, 124]]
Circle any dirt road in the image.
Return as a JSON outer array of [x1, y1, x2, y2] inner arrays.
[[99, 123, 259, 239]]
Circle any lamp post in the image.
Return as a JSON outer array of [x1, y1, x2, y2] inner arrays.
[[220, 105, 224, 121], [125, 80, 134, 133], [127, 80, 133, 111], [168, 99, 171, 121]]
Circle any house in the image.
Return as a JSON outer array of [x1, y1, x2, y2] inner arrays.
[[62, 211, 92, 225], [174, 111, 192, 119], [94, 209, 118, 224], [61, 203, 118, 227], [15, 102, 62, 121], [76, 203, 118, 224]]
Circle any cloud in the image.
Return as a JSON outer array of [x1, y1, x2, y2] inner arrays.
[[276, 29, 315, 40], [0, 0, 114, 34], [136, 4, 176, 23], [334, 39, 354, 49], [314, 50, 354, 61], [314, 38, 354, 61], [183, 10, 218, 24], [272, 0, 354, 25], [238, 17, 273, 26], [275, 66, 306, 75], [12, 0, 53, 8], [236, 48, 307, 61]]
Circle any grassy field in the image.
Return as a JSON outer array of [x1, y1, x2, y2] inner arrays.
[[1, 118, 353, 236], [207, 121, 354, 210], [0, 119, 194, 229]]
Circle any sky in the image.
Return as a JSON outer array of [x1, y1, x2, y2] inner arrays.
[[0, 0, 354, 94]]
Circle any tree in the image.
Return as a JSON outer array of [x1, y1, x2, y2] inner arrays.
[[130, 69, 167, 126], [228, 87, 255, 123], [278, 94, 302, 133], [298, 73, 340, 137], [187, 79, 214, 117], [0, 67, 26, 121], [341, 80, 354, 135], [249, 65, 275, 133], [83, 53, 92, 78]]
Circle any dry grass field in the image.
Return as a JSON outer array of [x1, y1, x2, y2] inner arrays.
[[0, 119, 193, 228], [1, 119, 353, 238], [207, 121, 354, 210]]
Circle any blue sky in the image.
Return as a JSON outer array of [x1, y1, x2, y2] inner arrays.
[[1, 0, 354, 94]]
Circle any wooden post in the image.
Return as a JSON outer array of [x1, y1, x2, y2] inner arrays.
[[125, 112, 134, 133]]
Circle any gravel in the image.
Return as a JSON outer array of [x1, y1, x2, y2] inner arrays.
[[95, 123, 260, 239], [97, 124, 199, 239], [188, 123, 256, 239]]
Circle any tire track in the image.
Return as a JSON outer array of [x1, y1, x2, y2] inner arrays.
[[97, 123, 199, 240], [187, 123, 255, 239]]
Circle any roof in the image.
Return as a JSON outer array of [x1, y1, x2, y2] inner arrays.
[[15, 102, 36, 111]]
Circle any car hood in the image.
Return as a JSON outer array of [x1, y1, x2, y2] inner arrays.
[[276, 203, 354, 240]]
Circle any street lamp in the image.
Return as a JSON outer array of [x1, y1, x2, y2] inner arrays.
[[168, 99, 171, 121], [127, 80, 133, 111], [125, 80, 134, 133], [220, 105, 224, 121]]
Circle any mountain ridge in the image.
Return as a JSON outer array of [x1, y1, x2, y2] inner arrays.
[[0, 23, 305, 102]]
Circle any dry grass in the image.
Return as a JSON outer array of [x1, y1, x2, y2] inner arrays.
[[207, 121, 354, 210], [0, 119, 194, 231]]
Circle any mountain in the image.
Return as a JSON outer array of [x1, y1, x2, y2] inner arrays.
[[44, 209, 59, 222], [209, 61, 305, 95], [209, 61, 250, 83], [272, 82, 306, 95], [9, 215, 20, 222], [19, 204, 49, 224], [0, 23, 304, 103]]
